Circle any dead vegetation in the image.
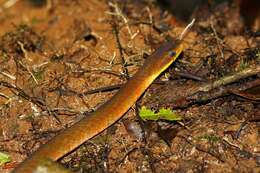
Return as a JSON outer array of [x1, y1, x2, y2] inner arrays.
[[0, 0, 259, 172]]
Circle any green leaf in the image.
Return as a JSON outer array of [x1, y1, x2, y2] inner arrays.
[[139, 106, 182, 121], [0, 152, 11, 165]]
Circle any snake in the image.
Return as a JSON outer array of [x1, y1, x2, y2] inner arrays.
[[12, 19, 194, 173]]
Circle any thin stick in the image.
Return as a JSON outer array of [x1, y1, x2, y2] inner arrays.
[[198, 65, 260, 92], [179, 18, 196, 41]]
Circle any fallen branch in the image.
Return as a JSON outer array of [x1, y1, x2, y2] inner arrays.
[[172, 65, 260, 108], [198, 65, 260, 92]]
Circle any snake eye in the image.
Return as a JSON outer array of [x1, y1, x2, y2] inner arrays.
[[168, 50, 176, 57]]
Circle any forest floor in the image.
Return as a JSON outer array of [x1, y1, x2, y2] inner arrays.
[[0, 0, 259, 172]]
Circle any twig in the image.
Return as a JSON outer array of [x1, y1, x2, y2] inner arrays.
[[230, 89, 260, 101], [107, 0, 130, 79], [50, 80, 167, 97], [170, 65, 260, 109], [49, 84, 121, 97], [80, 84, 121, 96], [3, 0, 19, 8], [0, 71, 16, 80], [17, 41, 39, 84], [0, 92, 10, 99], [179, 18, 196, 41], [174, 71, 205, 81], [198, 65, 260, 92], [107, 2, 133, 38], [0, 81, 44, 108], [112, 22, 129, 78], [17, 60, 39, 85], [27, 107, 81, 118], [210, 22, 224, 60]]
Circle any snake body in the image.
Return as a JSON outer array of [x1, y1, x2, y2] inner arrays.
[[12, 40, 183, 173]]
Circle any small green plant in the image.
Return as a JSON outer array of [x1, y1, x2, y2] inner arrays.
[[33, 69, 45, 81], [139, 106, 182, 121], [1, 52, 10, 62], [198, 134, 220, 142], [256, 51, 260, 60], [239, 58, 249, 70], [0, 152, 11, 165]]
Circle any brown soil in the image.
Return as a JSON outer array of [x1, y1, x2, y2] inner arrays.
[[0, 0, 259, 173]]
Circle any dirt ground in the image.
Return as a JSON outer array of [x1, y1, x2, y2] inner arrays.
[[0, 0, 259, 173]]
